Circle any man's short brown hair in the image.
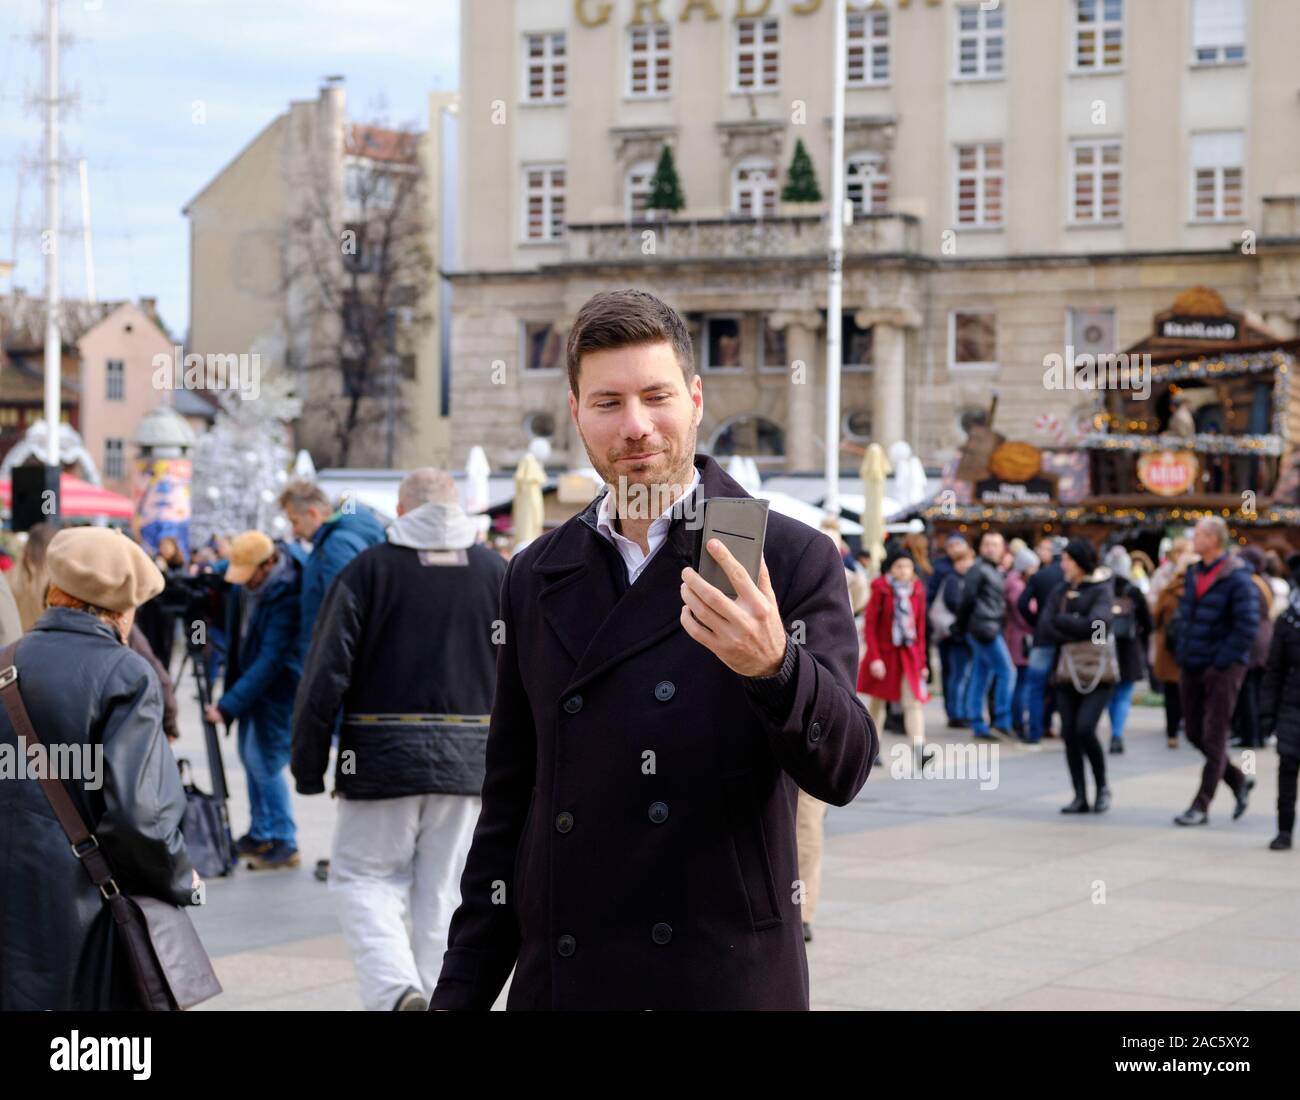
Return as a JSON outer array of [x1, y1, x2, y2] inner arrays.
[[565, 289, 695, 396]]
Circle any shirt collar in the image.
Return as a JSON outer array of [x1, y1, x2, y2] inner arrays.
[[595, 464, 701, 542]]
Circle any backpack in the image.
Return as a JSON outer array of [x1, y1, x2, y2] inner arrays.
[[929, 574, 959, 643]]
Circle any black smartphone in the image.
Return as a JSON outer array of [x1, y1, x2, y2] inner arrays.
[[690, 497, 770, 598]]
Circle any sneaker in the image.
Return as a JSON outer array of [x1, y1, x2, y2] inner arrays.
[[394, 987, 428, 1011], [1109, 737, 1124, 755], [1174, 807, 1208, 827], [989, 727, 1016, 742], [1233, 778, 1256, 821], [946, 718, 970, 730], [247, 840, 301, 870], [235, 833, 273, 859]]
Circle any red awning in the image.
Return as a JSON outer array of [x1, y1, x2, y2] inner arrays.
[[0, 473, 135, 520]]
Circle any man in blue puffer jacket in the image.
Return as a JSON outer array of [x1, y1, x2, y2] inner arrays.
[[278, 479, 386, 657], [1174, 516, 1260, 827]]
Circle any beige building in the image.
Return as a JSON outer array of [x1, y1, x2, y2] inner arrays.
[[450, 0, 1300, 472], [184, 82, 455, 470]]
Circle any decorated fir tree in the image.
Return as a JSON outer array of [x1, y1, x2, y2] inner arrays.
[[646, 145, 686, 215], [781, 139, 822, 203]]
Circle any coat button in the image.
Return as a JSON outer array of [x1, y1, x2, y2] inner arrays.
[[809, 720, 823, 743], [654, 680, 675, 701], [563, 695, 583, 714], [651, 922, 673, 946], [648, 801, 669, 824], [556, 934, 576, 957], [555, 811, 574, 834]]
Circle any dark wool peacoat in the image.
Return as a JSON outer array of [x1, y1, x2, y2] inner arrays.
[[430, 455, 876, 1011]]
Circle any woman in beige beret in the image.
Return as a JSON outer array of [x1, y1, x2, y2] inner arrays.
[[0, 526, 202, 1010]]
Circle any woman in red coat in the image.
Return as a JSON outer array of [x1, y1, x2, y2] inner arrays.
[[858, 549, 931, 744]]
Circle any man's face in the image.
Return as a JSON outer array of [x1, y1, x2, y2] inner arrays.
[[245, 555, 275, 592], [1192, 521, 1222, 561], [980, 533, 1004, 562], [1036, 539, 1054, 565], [285, 504, 327, 541], [568, 341, 702, 508]]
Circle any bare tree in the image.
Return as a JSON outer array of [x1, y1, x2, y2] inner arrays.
[[281, 120, 433, 468]]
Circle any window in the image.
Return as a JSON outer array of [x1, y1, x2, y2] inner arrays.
[[626, 160, 656, 221], [955, 3, 1005, 78], [950, 312, 997, 370], [1068, 308, 1117, 359], [1071, 140, 1122, 223], [106, 359, 124, 401], [954, 143, 1003, 227], [733, 17, 779, 92], [522, 322, 563, 372], [844, 409, 873, 444], [1192, 0, 1245, 64], [846, 153, 889, 216], [523, 165, 566, 241], [1074, 0, 1123, 70], [842, 314, 873, 373], [628, 24, 671, 95], [711, 415, 785, 458], [732, 158, 777, 219], [524, 32, 566, 102], [1190, 131, 1244, 221], [704, 316, 744, 371], [760, 316, 787, 371], [345, 160, 399, 208], [846, 9, 889, 86], [104, 438, 124, 480]]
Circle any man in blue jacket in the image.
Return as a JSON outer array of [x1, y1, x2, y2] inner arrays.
[[1174, 517, 1260, 827], [278, 479, 386, 657], [205, 530, 308, 868]]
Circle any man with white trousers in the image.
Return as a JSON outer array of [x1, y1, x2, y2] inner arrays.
[[291, 468, 504, 1010]]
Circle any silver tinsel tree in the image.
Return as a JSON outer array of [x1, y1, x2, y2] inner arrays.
[[190, 375, 302, 547]]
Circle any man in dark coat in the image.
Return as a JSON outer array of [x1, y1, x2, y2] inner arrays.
[[1018, 537, 1065, 743], [954, 531, 1014, 740], [0, 527, 197, 1010], [431, 289, 876, 1011], [292, 468, 505, 1011], [206, 532, 307, 867], [1260, 578, 1300, 850], [1174, 517, 1260, 826]]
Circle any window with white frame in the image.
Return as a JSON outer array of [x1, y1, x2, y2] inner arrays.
[[704, 316, 744, 371], [1073, 0, 1123, 71], [1071, 140, 1122, 223], [954, 143, 1003, 227], [523, 165, 566, 241], [733, 17, 779, 92], [1191, 131, 1244, 220], [524, 32, 566, 102], [106, 359, 125, 401], [104, 438, 124, 481], [522, 321, 564, 372], [626, 160, 656, 221], [732, 158, 777, 218], [846, 153, 889, 216], [955, 3, 1005, 78], [846, 8, 889, 86], [950, 312, 997, 370], [628, 23, 671, 95], [1192, 0, 1245, 64]]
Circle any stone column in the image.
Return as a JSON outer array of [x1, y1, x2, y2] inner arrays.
[[856, 307, 921, 453], [768, 310, 823, 471]]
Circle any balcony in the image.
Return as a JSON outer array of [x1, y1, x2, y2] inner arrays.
[[562, 211, 919, 265]]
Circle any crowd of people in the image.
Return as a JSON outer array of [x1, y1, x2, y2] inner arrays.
[[851, 516, 1298, 848]]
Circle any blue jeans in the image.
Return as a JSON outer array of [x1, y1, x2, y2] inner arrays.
[[1108, 680, 1136, 743], [966, 634, 1015, 735], [939, 639, 973, 721], [1011, 664, 1031, 733], [1023, 644, 1057, 743], [237, 714, 296, 844]]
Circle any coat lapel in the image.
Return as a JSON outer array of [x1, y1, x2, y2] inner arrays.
[[532, 455, 748, 694]]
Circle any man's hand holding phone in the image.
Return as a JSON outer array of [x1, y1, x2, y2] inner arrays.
[[680, 538, 787, 678]]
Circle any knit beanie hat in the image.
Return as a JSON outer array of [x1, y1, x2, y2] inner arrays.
[[1064, 538, 1098, 575]]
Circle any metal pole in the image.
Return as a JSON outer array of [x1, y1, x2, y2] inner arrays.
[[43, 0, 61, 469], [78, 157, 95, 303], [824, 0, 847, 522]]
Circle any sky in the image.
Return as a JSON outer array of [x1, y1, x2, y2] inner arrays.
[[0, 0, 461, 340]]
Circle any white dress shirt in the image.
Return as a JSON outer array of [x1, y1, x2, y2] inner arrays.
[[595, 465, 701, 585]]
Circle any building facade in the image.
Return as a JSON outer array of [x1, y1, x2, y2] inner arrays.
[[450, 0, 1300, 473]]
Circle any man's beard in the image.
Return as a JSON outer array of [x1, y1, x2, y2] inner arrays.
[[577, 422, 697, 521]]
